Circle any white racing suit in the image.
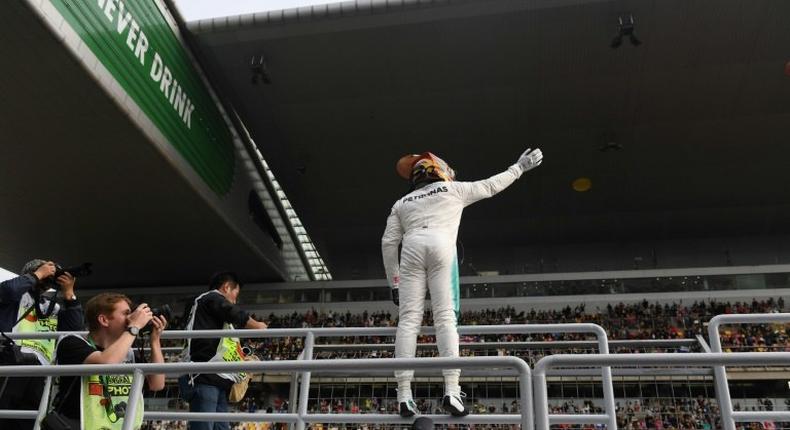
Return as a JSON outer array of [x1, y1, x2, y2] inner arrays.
[[381, 164, 525, 396]]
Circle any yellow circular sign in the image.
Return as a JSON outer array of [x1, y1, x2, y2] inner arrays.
[[572, 177, 592, 192]]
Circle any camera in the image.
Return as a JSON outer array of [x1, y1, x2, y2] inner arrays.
[[141, 304, 172, 334], [0, 336, 25, 365], [42, 262, 93, 288], [55, 262, 92, 278], [114, 401, 127, 419], [0, 333, 39, 365]]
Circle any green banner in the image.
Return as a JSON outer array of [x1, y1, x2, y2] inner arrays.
[[52, 0, 234, 195]]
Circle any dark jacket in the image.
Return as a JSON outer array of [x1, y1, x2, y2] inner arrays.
[[189, 290, 250, 390], [0, 274, 84, 333]]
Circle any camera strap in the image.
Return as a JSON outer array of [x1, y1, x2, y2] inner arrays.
[[14, 304, 38, 327], [86, 337, 126, 422], [32, 289, 59, 320], [0, 290, 58, 349], [51, 373, 79, 413]]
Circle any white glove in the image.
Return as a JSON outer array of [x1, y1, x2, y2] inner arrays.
[[516, 148, 543, 173]]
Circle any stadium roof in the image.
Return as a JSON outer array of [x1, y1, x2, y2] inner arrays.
[[0, 1, 295, 287], [179, 0, 790, 278]]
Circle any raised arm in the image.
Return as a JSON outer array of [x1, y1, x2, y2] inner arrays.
[[455, 148, 543, 206]]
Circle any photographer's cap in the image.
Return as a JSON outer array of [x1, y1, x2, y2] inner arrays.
[[21, 259, 47, 275]]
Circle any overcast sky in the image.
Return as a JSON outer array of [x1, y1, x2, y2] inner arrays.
[[172, 0, 345, 21], [0, 267, 16, 282]]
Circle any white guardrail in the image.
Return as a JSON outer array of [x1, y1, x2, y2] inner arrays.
[[1, 316, 789, 429]]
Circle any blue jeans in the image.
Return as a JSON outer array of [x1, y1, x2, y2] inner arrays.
[[188, 383, 230, 430]]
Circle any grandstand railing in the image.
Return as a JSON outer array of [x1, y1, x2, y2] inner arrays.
[[708, 312, 790, 430], [533, 352, 790, 430], [5, 319, 790, 429], [311, 338, 705, 377], [0, 356, 532, 430], [5, 323, 614, 430], [312, 338, 700, 353], [293, 324, 616, 430]]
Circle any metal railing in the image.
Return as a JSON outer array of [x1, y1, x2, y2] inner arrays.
[[533, 352, 790, 430], [7, 317, 788, 430], [5, 324, 610, 430], [0, 357, 532, 430], [708, 313, 790, 430], [310, 338, 703, 378]]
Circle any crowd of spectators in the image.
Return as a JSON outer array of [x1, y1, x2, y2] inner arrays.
[[159, 297, 790, 360], [147, 298, 789, 430], [224, 298, 788, 363], [143, 396, 790, 430], [159, 297, 789, 365]]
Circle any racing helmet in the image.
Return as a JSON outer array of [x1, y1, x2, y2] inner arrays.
[[395, 152, 456, 184]]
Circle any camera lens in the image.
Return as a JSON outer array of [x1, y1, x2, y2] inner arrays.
[[140, 304, 172, 334], [114, 401, 127, 418]]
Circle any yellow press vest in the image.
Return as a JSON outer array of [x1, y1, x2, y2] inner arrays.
[[74, 336, 144, 430], [13, 290, 59, 364], [183, 290, 246, 382]]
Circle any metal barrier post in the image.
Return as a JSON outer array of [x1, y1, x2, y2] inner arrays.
[[288, 350, 304, 430], [33, 375, 52, 430], [708, 313, 790, 430], [709, 333, 735, 430], [519, 361, 534, 430], [533, 368, 550, 430], [592, 325, 617, 429], [121, 369, 146, 430], [295, 332, 314, 430]]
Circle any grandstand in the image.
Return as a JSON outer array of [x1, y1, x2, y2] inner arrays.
[[7, 268, 787, 429], [2, 0, 790, 430]]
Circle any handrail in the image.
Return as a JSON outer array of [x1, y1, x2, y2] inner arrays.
[[310, 338, 699, 351], [8, 318, 790, 429], [533, 352, 790, 430], [707, 312, 790, 430], [4, 323, 608, 340], [5, 323, 609, 429], [0, 356, 533, 430]]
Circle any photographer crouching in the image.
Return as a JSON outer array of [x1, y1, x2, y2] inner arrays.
[[52, 293, 166, 430], [0, 259, 85, 430]]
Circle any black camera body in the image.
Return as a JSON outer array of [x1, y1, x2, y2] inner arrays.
[[114, 401, 128, 418], [55, 263, 92, 278], [141, 304, 172, 334], [42, 263, 93, 289], [0, 336, 26, 365], [0, 335, 39, 365]]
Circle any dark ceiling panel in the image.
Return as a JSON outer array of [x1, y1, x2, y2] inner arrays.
[[186, 0, 790, 278]]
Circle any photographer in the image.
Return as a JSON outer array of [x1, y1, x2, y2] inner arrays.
[[54, 293, 166, 430], [181, 272, 267, 430], [0, 259, 84, 430]]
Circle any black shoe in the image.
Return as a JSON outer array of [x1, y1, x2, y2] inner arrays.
[[400, 399, 418, 418], [442, 393, 469, 417]]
